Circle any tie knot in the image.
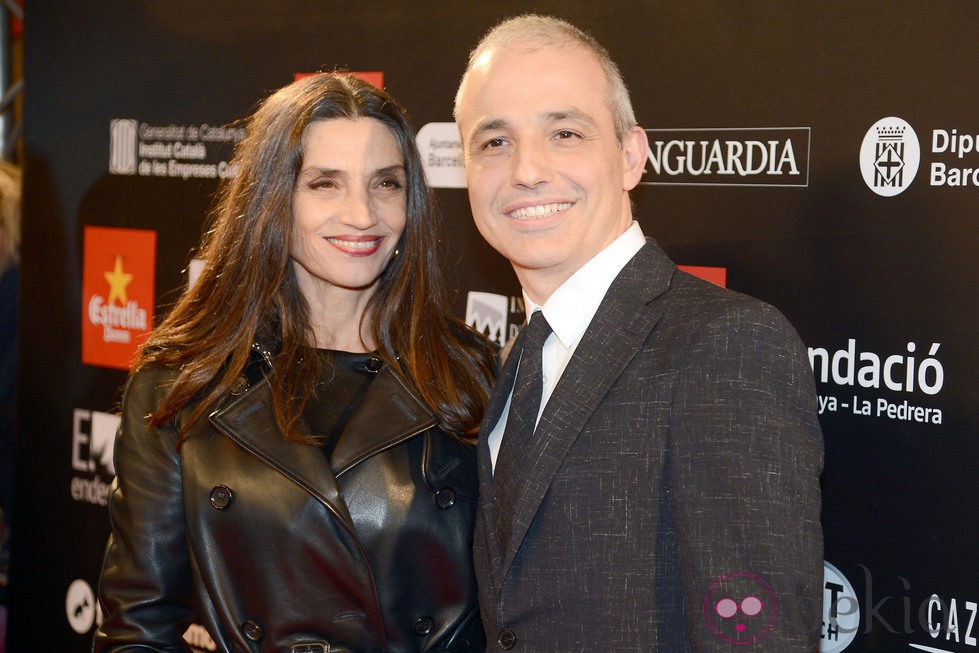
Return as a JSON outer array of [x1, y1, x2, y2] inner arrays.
[[522, 310, 552, 349]]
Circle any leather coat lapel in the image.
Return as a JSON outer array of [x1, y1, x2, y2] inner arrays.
[[330, 364, 438, 477], [209, 377, 355, 528], [498, 241, 677, 579], [209, 363, 437, 533]]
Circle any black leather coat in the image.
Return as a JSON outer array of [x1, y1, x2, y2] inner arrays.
[[95, 352, 483, 653]]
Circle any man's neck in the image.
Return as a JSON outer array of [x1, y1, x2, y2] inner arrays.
[[514, 221, 637, 305], [513, 266, 570, 306]]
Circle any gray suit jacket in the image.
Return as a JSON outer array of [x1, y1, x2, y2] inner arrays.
[[475, 240, 823, 651]]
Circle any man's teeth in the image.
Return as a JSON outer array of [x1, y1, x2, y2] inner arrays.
[[509, 202, 572, 219], [327, 238, 380, 250]]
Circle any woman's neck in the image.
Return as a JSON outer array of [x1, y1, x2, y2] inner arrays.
[[301, 285, 375, 353]]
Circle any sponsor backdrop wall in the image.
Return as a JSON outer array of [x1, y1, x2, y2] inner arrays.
[[13, 3, 978, 650]]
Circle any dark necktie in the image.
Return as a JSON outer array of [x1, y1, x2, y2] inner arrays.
[[493, 310, 552, 547]]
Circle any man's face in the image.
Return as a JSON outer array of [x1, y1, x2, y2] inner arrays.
[[456, 41, 646, 301]]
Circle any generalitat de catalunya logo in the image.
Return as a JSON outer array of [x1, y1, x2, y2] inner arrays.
[[82, 226, 156, 370], [859, 117, 920, 196]]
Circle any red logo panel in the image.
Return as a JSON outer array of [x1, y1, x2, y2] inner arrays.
[[81, 226, 156, 370], [678, 265, 727, 288], [294, 71, 384, 89]]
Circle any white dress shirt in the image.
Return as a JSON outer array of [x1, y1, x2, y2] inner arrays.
[[488, 221, 647, 470]]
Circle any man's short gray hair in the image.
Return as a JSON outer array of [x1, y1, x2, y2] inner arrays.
[[453, 14, 638, 143]]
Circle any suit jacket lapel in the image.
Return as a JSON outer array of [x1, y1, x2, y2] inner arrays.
[[498, 240, 677, 579]]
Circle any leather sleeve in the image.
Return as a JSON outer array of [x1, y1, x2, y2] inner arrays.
[[93, 367, 195, 652], [668, 298, 824, 651]]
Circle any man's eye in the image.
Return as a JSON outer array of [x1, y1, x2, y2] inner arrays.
[[554, 130, 580, 140], [482, 137, 507, 149]]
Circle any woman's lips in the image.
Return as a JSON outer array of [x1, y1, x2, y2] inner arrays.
[[326, 236, 383, 256]]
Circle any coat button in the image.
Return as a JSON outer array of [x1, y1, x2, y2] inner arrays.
[[412, 615, 434, 636], [498, 627, 516, 649], [241, 618, 263, 642], [434, 488, 456, 510], [209, 485, 234, 510], [364, 356, 382, 373], [230, 375, 248, 395]]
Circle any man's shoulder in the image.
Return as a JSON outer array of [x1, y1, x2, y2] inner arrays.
[[671, 267, 783, 317], [651, 268, 806, 355]]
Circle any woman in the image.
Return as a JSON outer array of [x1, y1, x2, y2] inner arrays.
[[95, 74, 495, 653]]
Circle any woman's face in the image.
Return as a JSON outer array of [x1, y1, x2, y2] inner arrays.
[[290, 117, 407, 305]]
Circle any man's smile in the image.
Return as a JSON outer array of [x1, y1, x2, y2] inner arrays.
[[507, 201, 574, 220]]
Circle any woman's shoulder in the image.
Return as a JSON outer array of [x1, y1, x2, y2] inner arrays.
[[127, 363, 180, 390], [121, 364, 182, 415]]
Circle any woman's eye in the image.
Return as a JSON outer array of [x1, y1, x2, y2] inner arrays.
[[377, 178, 403, 190], [310, 179, 336, 190]]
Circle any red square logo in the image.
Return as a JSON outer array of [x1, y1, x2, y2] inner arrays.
[[294, 71, 384, 89], [678, 265, 727, 288], [81, 226, 156, 370]]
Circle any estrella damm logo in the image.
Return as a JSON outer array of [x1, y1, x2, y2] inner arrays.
[[81, 226, 156, 370]]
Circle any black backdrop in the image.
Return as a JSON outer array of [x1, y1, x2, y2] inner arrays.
[[13, 3, 979, 650]]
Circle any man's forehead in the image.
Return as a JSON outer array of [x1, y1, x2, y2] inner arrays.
[[463, 42, 604, 108], [475, 109, 597, 131], [473, 38, 589, 71]]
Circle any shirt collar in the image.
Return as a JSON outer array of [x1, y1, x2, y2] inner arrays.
[[524, 221, 646, 349]]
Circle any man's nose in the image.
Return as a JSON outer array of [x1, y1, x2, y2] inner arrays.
[[510, 139, 551, 188]]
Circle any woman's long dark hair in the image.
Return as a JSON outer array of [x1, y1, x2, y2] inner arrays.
[[135, 73, 495, 441]]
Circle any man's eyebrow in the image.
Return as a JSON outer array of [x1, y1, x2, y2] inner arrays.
[[470, 118, 510, 139], [466, 110, 596, 143], [544, 109, 597, 127]]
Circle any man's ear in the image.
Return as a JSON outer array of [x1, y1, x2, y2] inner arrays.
[[621, 125, 648, 191]]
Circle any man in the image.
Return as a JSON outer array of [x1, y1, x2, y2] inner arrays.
[[454, 15, 823, 651]]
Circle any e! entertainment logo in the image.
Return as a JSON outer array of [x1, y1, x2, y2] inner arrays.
[[82, 226, 156, 370]]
